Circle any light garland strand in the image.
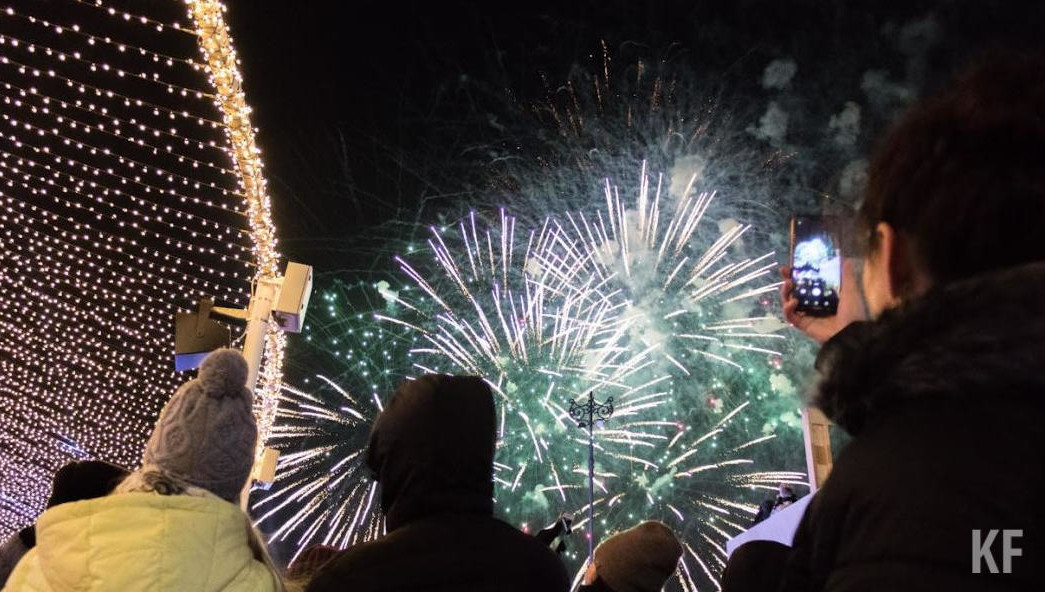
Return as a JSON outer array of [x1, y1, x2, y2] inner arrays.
[[0, 81, 241, 178], [0, 149, 253, 261], [185, 0, 283, 447], [185, 0, 278, 278], [0, 33, 216, 101], [74, 0, 198, 36], [0, 54, 224, 128], [1, 111, 245, 203], [2, 7, 204, 71]]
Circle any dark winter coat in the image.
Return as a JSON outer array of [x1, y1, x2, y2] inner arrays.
[[722, 541, 791, 592], [0, 528, 34, 586], [306, 375, 570, 592], [780, 262, 1045, 592]]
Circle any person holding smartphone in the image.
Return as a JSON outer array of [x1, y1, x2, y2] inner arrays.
[[775, 52, 1045, 592]]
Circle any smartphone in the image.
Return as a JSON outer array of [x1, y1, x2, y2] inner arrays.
[[790, 216, 841, 316]]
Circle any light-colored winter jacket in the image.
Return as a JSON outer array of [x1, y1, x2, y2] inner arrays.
[[3, 491, 279, 592]]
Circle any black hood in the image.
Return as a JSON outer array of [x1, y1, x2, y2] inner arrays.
[[366, 375, 497, 531], [47, 460, 129, 508], [814, 262, 1045, 436]]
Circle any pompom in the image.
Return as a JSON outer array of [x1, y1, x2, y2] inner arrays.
[[198, 348, 249, 399]]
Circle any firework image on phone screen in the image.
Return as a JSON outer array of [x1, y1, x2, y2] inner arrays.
[[790, 216, 840, 316]]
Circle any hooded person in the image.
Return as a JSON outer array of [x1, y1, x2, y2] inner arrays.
[[3, 349, 282, 592], [0, 461, 129, 587], [306, 375, 569, 592], [580, 521, 682, 592]]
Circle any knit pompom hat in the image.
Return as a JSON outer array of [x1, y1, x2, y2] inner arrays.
[[143, 349, 257, 502], [593, 521, 683, 592]]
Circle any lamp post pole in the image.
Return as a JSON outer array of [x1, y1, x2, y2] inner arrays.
[[569, 392, 614, 563]]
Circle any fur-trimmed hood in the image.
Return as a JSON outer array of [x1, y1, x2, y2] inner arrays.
[[814, 262, 1045, 436]]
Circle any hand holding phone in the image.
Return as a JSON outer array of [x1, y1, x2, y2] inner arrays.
[[781, 216, 866, 344]]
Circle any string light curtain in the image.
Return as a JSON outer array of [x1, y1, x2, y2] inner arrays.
[[0, 0, 282, 537]]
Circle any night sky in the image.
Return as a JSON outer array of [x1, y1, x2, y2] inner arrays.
[[225, 0, 1045, 272]]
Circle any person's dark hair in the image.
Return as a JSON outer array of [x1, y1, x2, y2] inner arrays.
[[859, 50, 1045, 287], [285, 545, 340, 583], [47, 460, 129, 508]]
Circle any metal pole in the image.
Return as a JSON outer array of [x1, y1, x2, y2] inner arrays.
[[241, 277, 280, 392], [237, 276, 281, 511], [569, 392, 613, 566], [587, 416, 595, 560]]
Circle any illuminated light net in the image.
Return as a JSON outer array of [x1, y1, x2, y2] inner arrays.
[[0, 0, 280, 536]]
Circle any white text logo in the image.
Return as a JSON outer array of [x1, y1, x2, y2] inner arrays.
[[972, 529, 1022, 574]]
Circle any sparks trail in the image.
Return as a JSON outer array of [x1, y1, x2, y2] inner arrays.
[[254, 281, 405, 562]]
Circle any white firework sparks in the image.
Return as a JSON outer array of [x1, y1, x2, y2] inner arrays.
[[548, 161, 785, 379], [373, 193, 801, 588]]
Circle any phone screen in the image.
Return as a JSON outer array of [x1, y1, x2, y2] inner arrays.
[[790, 216, 841, 316]]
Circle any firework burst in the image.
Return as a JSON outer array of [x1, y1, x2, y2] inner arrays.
[[555, 161, 784, 370], [260, 47, 813, 589], [378, 199, 802, 589], [535, 164, 803, 588], [257, 187, 804, 589], [379, 209, 670, 512]]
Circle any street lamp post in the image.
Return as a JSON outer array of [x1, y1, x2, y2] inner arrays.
[[569, 392, 614, 563]]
